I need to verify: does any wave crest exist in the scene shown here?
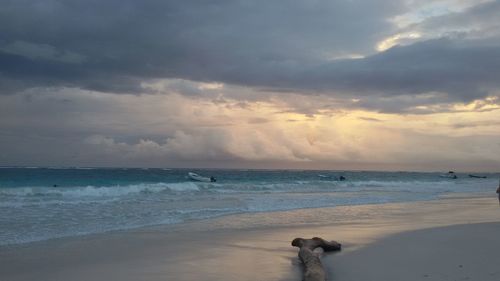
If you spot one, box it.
[0,182,202,198]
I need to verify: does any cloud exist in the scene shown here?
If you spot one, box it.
[0,0,400,95]
[1,88,499,170]
[300,38,500,100]
[406,0,500,39]
[83,131,237,161]
[358,117,384,122]
[1,1,499,111]
[451,120,500,129]
[0,41,86,63]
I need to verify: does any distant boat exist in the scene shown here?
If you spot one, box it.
[440,171,457,179]
[468,174,487,179]
[317,174,346,181]
[187,172,216,182]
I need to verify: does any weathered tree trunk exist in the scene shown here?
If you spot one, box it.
[291,237,341,281]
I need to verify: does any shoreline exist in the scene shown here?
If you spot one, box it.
[2,192,494,248]
[1,196,499,280]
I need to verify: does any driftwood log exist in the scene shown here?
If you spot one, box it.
[292,237,341,281]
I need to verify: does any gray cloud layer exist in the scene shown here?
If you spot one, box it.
[0,0,399,92]
[2,0,499,107]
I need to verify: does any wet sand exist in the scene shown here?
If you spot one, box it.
[1,197,499,281]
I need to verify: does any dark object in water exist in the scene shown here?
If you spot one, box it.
[440,171,457,179]
[210,176,217,182]
[468,174,487,178]
[292,237,341,281]
[339,176,346,181]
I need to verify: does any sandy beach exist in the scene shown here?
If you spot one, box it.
[1,196,499,281]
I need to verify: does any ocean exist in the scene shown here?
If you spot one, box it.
[0,167,497,246]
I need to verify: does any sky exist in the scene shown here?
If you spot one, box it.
[1,0,500,171]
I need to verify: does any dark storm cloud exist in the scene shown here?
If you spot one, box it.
[296,38,500,102]
[0,0,401,94]
[1,0,500,107]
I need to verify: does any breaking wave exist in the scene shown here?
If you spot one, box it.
[0,182,203,198]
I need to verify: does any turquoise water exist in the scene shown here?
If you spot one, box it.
[0,167,497,245]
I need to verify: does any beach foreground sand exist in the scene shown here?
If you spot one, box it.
[1,196,499,281]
